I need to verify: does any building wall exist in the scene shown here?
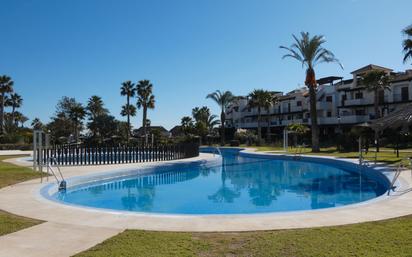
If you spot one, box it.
[225,66,412,131]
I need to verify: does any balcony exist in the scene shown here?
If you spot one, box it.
[343,98,372,106]
[316,101,333,109]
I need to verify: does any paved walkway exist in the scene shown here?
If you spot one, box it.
[0,222,121,257]
[1,151,412,256]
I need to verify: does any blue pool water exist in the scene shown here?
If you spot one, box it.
[52,149,388,214]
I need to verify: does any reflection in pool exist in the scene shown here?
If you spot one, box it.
[54,149,388,214]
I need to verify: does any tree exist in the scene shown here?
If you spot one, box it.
[136,80,155,138]
[360,70,392,152]
[31,118,44,130]
[191,106,220,143]
[5,93,23,129]
[120,81,136,139]
[280,32,342,152]
[68,104,86,142]
[286,123,309,147]
[86,95,109,138]
[247,89,276,145]
[120,104,136,138]
[403,24,412,64]
[360,70,391,119]
[0,75,14,134]
[86,95,108,121]
[52,97,85,143]
[181,116,194,135]
[87,114,118,143]
[206,90,234,146]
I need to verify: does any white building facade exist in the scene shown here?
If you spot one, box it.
[225,64,412,136]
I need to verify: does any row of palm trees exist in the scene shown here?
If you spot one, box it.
[206,23,412,151]
[120,80,155,140]
[0,75,26,134]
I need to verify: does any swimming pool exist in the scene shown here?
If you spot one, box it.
[47,149,389,215]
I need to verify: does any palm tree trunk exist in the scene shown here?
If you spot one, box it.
[142,105,147,139]
[374,90,380,152]
[0,93,4,134]
[12,106,16,128]
[220,109,225,146]
[308,85,320,152]
[257,107,262,145]
[126,96,130,143]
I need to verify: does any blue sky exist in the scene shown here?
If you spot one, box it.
[1,0,411,129]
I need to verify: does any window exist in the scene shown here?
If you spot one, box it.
[326,96,333,102]
[296,101,302,106]
[287,115,292,120]
[327,111,332,117]
[401,87,409,101]
[234,107,239,112]
[355,92,363,99]
[288,103,291,112]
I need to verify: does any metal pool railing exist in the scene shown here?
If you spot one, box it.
[35,142,199,166]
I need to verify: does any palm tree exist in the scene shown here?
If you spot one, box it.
[120,81,136,138]
[206,90,234,146]
[181,116,194,135]
[248,89,276,145]
[68,104,86,142]
[121,104,137,138]
[280,32,342,152]
[5,93,22,128]
[136,80,155,138]
[403,24,412,64]
[360,70,391,119]
[86,95,108,121]
[0,75,14,134]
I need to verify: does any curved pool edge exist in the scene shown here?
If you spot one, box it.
[41,147,394,217]
[1,150,412,232]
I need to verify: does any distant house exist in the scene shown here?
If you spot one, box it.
[133,126,171,137]
[169,125,183,137]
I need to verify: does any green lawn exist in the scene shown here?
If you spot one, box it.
[241,145,412,166]
[77,215,412,257]
[0,155,44,236]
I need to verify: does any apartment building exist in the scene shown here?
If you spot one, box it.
[225,64,412,136]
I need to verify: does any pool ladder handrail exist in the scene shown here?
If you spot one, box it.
[387,158,410,195]
[43,157,67,191]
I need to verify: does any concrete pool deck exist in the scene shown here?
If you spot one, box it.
[1,150,412,256]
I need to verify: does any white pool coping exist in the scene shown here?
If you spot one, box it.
[1,149,412,232]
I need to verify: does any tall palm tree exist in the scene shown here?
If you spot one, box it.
[206,90,234,146]
[248,89,276,144]
[361,70,391,119]
[5,93,23,128]
[403,24,412,64]
[120,81,136,138]
[136,80,155,138]
[0,75,14,134]
[280,32,342,152]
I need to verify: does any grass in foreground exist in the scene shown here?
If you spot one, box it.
[0,210,42,236]
[0,155,43,188]
[0,155,44,235]
[76,215,412,257]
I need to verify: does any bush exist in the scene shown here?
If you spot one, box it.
[230,140,240,147]
[0,144,32,150]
